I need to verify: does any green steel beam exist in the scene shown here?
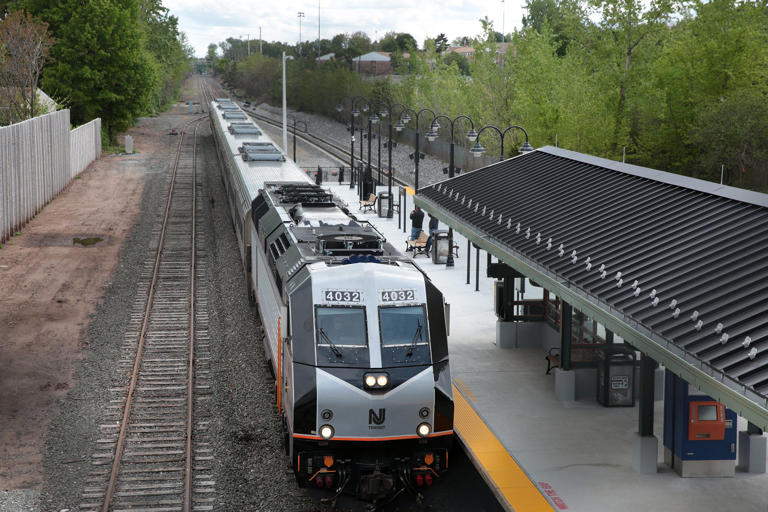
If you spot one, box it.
[416,194,768,431]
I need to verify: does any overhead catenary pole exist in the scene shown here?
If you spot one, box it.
[247,34,250,56]
[259,27,263,54]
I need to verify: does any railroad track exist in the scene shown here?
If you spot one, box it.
[80,88,213,512]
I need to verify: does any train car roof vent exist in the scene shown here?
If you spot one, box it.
[215,97,232,103]
[229,122,263,136]
[218,102,240,111]
[239,141,284,161]
[223,111,248,120]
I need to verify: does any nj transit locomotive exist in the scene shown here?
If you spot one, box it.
[209,98,453,499]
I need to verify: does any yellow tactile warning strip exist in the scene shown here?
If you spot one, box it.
[452,383,555,512]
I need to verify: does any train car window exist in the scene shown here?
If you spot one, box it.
[315,307,367,348]
[379,306,429,347]
[279,233,291,249]
[269,243,280,260]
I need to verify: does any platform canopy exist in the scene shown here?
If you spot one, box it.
[416,146,768,430]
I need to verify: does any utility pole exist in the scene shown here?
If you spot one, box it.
[247,34,250,56]
[259,27,263,54]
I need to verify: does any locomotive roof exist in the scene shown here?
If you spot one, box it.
[258,182,411,265]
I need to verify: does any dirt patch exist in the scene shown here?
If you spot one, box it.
[0,103,182,491]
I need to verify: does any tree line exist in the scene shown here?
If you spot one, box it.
[211,0,768,192]
[0,0,193,141]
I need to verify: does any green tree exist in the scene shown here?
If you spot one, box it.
[522,0,588,56]
[589,0,677,154]
[434,33,448,53]
[39,0,156,140]
[395,33,417,52]
[443,52,470,75]
[138,0,189,111]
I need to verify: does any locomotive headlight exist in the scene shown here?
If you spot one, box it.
[364,373,390,389]
[320,424,335,440]
[417,422,432,438]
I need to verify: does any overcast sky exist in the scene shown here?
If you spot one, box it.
[165,0,528,57]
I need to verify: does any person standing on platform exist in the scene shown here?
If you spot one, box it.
[409,205,424,241]
[424,213,439,253]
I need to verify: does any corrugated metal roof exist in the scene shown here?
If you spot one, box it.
[418,146,768,410]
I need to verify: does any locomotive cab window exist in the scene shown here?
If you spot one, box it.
[379,305,431,365]
[315,307,368,348]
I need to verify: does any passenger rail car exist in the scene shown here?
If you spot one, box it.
[210,98,454,500]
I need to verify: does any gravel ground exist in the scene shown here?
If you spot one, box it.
[0,491,40,512]
[253,103,450,190]
[37,114,181,511]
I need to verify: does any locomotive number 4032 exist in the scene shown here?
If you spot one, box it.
[380,290,415,302]
[324,290,361,302]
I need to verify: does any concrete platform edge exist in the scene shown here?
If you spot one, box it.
[452,382,556,512]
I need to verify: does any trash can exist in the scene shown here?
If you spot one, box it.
[597,345,636,407]
[431,230,450,264]
[378,192,391,218]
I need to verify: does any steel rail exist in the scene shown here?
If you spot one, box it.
[100,114,206,512]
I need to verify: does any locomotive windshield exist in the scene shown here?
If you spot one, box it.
[315,307,367,348]
[379,305,431,366]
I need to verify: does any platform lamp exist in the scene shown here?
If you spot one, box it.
[335,96,369,192]
[470,124,534,162]
[426,114,478,267]
[399,107,437,192]
[364,108,380,201]
[377,101,409,218]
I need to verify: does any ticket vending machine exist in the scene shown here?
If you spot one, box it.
[663,370,736,477]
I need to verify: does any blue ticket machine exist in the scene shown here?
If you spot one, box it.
[663,370,736,477]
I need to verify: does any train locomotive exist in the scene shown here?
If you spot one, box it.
[209,97,454,500]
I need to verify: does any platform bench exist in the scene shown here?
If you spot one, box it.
[359,193,377,213]
[545,347,561,375]
[406,231,430,257]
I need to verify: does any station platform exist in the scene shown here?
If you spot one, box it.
[323,181,768,512]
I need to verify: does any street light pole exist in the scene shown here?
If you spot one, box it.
[501,0,505,70]
[318,0,321,59]
[427,114,477,267]
[336,96,369,191]
[400,107,436,192]
[365,110,380,199]
[385,104,407,217]
[297,12,305,56]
